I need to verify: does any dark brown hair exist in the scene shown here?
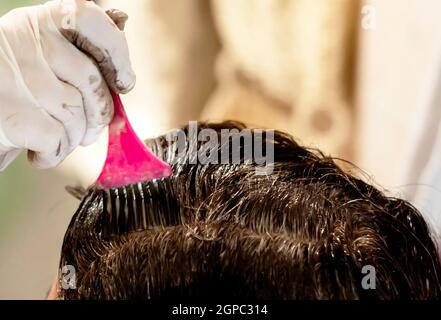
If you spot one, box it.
[59,121,441,299]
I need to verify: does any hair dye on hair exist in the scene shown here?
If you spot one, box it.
[59,121,441,300]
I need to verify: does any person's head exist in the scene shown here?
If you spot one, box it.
[56,121,441,299]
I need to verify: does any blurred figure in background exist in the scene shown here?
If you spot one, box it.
[357,0,441,234]
[64,0,360,185]
[99,0,358,159]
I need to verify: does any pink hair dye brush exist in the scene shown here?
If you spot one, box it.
[96,92,173,189]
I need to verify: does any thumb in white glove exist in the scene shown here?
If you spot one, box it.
[0,0,136,170]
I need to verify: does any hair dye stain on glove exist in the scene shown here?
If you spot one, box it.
[96,92,172,189]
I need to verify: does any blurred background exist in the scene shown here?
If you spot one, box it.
[2,0,441,299]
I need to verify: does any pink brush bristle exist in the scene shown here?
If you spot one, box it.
[96,92,173,189]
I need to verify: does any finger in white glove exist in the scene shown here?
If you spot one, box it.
[0,0,136,170]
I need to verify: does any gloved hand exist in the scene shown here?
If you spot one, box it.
[0,0,136,170]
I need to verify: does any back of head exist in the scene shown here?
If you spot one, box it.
[59,121,441,299]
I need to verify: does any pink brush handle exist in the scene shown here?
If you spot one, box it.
[89,0,171,188]
[96,92,173,189]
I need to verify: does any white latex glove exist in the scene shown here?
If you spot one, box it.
[0,0,135,170]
